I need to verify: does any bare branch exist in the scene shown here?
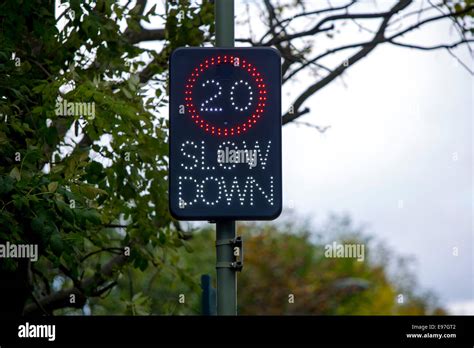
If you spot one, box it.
[282,0,412,125]
[283,107,310,125]
[386,4,474,42]
[235,38,256,44]
[283,40,365,83]
[292,121,332,133]
[284,3,474,83]
[259,0,357,44]
[389,38,474,51]
[266,6,406,46]
[446,48,474,74]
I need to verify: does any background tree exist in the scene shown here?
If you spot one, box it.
[86,214,445,315]
[0,0,471,316]
[0,0,213,316]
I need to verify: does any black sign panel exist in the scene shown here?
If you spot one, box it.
[169,47,282,220]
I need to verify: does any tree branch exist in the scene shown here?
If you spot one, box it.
[283,107,310,125]
[127,28,166,44]
[283,4,474,84]
[282,0,412,125]
[281,2,474,124]
[386,4,474,42]
[123,0,165,45]
[258,0,357,44]
[24,254,128,315]
[292,121,332,133]
[266,6,405,46]
[388,38,474,51]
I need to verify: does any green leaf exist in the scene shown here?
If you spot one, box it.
[45,126,58,146]
[50,232,64,256]
[31,214,57,247]
[9,167,21,181]
[51,164,65,174]
[82,209,102,225]
[13,194,28,210]
[84,185,108,199]
[122,87,132,99]
[173,238,183,247]
[0,175,14,194]
[56,200,75,223]
[48,181,58,193]
[183,241,193,253]
[159,231,167,245]
[71,183,108,200]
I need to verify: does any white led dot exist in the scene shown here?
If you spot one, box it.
[200,79,223,112]
[180,141,198,170]
[230,80,254,112]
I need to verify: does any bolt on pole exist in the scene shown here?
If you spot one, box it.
[214,0,237,316]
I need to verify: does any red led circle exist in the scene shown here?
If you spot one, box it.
[184,55,268,137]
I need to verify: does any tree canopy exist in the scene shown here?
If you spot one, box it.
[85,215,445,315]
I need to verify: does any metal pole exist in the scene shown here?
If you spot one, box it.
[214,0,236,316]
[215,0,234,47]
[216,221,236,315]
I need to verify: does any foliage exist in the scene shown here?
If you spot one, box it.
[87,215,445,315]
[0,0,214,315]
[237,216,444,315]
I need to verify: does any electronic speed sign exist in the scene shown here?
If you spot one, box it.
[169,47,282,220]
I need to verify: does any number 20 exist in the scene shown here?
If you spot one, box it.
[199,79,253,112]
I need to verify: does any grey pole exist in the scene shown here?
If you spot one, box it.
[215,0,234,47]
[214,0,236,316]
[216,221,236,315]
